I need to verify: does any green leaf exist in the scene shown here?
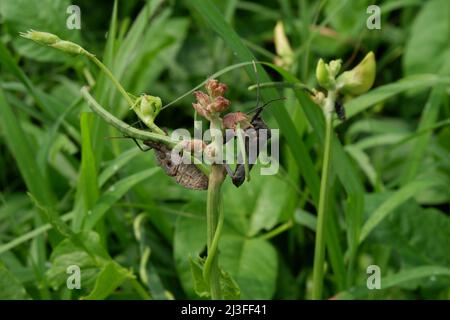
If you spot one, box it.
[72,112,99,231]
[294,208,317,231]
[220,235,277,299]
[189,256,211,298]
[370,199,450,267]
[360,178,444,242]
[98,147,142,187]
[403,0,450,75]
[0,88,56,209]
[190,256,240,300]
[46,231,109,290]
[83,262,132,300]
[174,201,206,298]
[400,84,448,184]
[0,262,30,299]
[336,266,450,299]
[246,174,290,237]
[345,74,450,120]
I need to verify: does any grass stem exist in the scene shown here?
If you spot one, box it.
[312,90,335,300]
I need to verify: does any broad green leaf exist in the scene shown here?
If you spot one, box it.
[220,235,277,299]
[0,262,30,299]
[403,0,450,75]
[173,201,206,298]
[336,266,450,299]
[190,256,240,300]
[247,177,289,237]
[189,256,210,298]
[83,262,132,300]
[370,199,450,267]
[46,231,109,290]
[360,178,444,242]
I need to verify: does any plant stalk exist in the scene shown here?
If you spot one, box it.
[87,54,165,135]
[312,90,335,300]
[206,164,225,300]
[204,116,225,300]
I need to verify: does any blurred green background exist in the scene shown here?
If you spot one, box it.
[0,0,449,300]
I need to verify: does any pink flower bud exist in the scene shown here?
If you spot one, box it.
[194,91,210,106]
[223,112,251,130]
[206,79,228,98]
[212,96,230,113]
[192,103,209,118]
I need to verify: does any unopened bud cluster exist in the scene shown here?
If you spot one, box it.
[192,79,230,120]
[315,52,376,96]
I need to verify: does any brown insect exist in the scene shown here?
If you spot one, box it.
[142,140,209,190]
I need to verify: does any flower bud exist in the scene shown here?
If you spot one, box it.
[133,95,162,127]
[192,79,230,120]
[315,58,342,89]
[336,52,376,95]
[223,112,251,130]
[212,96,230,113]
[51,40,86,55]
[192,102,209,119]
[194,91,210,107]
[315,59,332,89]
[274,21,294,68]
[205,79,227,98]
[19,30,60,45]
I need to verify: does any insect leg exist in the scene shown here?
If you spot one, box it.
[223,162,235,178]
[132,138,152,152]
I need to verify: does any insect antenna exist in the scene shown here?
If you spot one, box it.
[252,60,261,109]
[249,61,286,120]
[246,97,287,120]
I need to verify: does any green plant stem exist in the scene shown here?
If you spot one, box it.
[87,54,134,107]
[81,87,211,176]
[312,90,335,300]
[81,87,172,144]
[130,277,152,300]
[87,54,165,135]
[204,117,225,300]
[205,164,225,300]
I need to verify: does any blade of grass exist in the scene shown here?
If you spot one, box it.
[0,88,56,208]
[400,85,447,184]
[72,113,100,232]
[0,213,74,255]
[344,74,450,121]
[84,168,159,230]
[98,147,142,187]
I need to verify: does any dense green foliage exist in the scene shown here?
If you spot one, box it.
[0,0,449,299]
